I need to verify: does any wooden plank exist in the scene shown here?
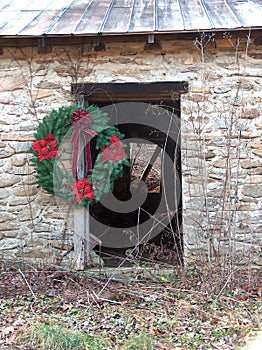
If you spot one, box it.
[73,207,85,270]
[202,0,241,28]
[83,94,177,102]
[157,0,184,31]
[73,133,90,270]
[74,207,89,270]
[72,82,188,100]
[129,0,155,32]
[74,0,112,34]
[178,0,212,30]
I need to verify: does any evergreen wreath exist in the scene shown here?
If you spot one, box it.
[29,105,129,206]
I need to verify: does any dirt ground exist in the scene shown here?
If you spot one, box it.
[0,261,261,349]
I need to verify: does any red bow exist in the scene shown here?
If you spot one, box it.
[71,111,97,179]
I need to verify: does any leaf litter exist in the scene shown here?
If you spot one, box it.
[0,262,261,349]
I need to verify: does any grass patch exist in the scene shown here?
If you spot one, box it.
[25,322,106,350]
[121,333,154,349]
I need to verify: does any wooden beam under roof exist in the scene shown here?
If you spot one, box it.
[71,82,189,102]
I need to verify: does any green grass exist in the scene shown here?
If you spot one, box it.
[27,323,107,350]
[24,323,156,350]
[120,333,154,349]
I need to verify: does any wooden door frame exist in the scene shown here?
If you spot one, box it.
[71,82,188,270]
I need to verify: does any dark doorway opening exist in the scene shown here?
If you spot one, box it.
[72,82,188,266]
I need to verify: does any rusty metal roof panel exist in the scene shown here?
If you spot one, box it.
[73,0,112,35]
[202,0,241,28]
[157,0,184,31]
[128,0,156,32]
[17,0,75,36]
[47,0,92,35]
[178,0,212,30]
[102,0,134,33]
[226,0,262,27]
[0,0,261,37]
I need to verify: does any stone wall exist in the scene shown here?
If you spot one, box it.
[0,35,261,267]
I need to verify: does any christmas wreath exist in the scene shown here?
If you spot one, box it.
[29,105,129,206]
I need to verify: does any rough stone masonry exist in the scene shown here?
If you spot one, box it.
[0,36,261,267]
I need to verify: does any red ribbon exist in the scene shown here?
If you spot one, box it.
[71,116,97,179]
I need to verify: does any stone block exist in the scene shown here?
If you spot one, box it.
[13,186,38,197]
[252,149,262,157]
[15,142,32,153]
[0,212,13,222]
[203,151,216,159]
[237,205,254,211]
[248,167,262,175]
[1,132,34,141]
[15,248,52,259]
[213,160,227,168]
[22,176,37,185]
[1,229,19,237]
[0,77,24,92]
[0,189,9,199]
[214,85,232,94]
[240,196,258,204]
[241,160,261,169]
[51,240,73,251]
[242,185,262,198]
[17,209,39,222]
[0,146,15,158]
[0,239,21,250]
[184,56,195,65]
[249,175,262,184]
[8,196,35,206]
[189,81,211,93]
[0,174,20,187]
[240,108,260,119]
[31,89,54,100]
[11,155,27,167]
[216,39,235,48]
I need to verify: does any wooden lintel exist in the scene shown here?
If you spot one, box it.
[71,82,188,101]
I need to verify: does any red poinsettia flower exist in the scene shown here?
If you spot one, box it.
[70,109,91,125]
[101,141,127,163]
[109,135,119,144]
[71,178,95,204]
[101,135,120,151]
[31,133,58,162]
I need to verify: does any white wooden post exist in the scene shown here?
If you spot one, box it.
[74,207,89,270]
[73,134,90,270]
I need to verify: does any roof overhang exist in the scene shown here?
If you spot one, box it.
[0,28,261,48]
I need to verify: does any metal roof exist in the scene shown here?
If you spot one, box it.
[0,0,261,37]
